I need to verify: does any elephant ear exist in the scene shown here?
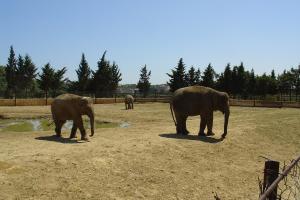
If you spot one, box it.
[79,97,89,106]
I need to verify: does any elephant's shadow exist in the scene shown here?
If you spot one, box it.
[159,133,225,143]
[35,135,80,144]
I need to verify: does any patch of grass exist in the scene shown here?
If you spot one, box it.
[3,121,33,132]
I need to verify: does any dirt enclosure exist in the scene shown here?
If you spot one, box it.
[0,103,299,200]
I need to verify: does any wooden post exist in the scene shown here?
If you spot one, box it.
[262,160,280,200]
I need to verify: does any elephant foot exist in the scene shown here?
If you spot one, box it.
[182,130,190,135]
[206,132,215,136]
[81,137,90,142]
[70,135,77,139]
[221,133,227,138]
[55,134,62,137]
[198,132,206,137]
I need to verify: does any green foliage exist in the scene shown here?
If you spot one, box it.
[91,51,122,97]
[186,66,201,86]
[137,65,151,97]
[5,46,17,98]
[37,63,55,98]
[201,63,216,88]
[0,66,7,96]
[76,53,91,92]
[167,58,188,92]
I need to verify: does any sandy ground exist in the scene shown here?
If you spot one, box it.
[0,103,299,200]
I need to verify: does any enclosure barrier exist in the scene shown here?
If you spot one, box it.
[0,97,300,108]
[259,155,300,200]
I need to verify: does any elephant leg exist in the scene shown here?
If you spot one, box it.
[182,115,189,135]
[175,112,187,135]
[198,115,207,136]
[125,103,127,110]
[131,103,134,109]
[75,117,88,141]
[206,113,215,136]
[70,123,78,139]
[55,120,65,137]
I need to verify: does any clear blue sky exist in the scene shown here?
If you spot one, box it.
[0,0,299,84]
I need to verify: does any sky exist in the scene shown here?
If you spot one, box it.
[0,0,299,84]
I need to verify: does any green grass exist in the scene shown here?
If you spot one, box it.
[2,121,33,132]
[0,118,118,132]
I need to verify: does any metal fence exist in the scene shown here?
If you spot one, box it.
[259,155,300,200]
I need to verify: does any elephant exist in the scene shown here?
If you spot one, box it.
[51,93,94,141]
[125,95,134,110]
[170,86,230,138]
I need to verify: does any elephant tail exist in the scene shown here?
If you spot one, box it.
[169,102,177,126]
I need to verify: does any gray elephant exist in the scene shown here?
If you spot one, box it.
[51,93,94,141]
[125,95,134,110]
[170,86,230,138]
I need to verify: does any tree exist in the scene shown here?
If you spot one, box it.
[15,55,26,94]
[201,63,216,88]
[216,63,232,93]
[37,63,55,100]
[0,66,7,96]
[231,66,239,95]
[267,70,278,95]
[91,51,113,97]
[51,67,67,96]
[111,61,122,94]
[5,46,17,98]
[167,58,188,92]
[187,66,201,86]
[137,65,151,97]
[76,53,91,93]
[247,69,256,96]
[236,62,246,95]
[15,54,38,97]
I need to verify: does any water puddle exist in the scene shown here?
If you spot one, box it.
[0,118,121,132]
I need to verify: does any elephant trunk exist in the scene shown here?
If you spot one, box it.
[87,110,94,137]
[222,109,230,138]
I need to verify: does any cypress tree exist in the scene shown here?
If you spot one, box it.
[5,46,17,98]
[76,53,91,93]
[137,65,151,97]
[51,67,67,97]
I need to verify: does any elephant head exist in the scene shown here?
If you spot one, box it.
[215,92,230,138]
[79,97,95,137]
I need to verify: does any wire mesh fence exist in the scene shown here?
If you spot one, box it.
[259,155,300,200]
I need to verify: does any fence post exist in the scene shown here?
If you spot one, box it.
[262,160,280,200]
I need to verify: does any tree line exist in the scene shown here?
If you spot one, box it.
[0,46,299,100]
[0,46,124,98]
[167,58,300,100]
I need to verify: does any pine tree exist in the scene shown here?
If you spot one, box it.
[76,53,91,92]
[0,66,7,96]
[37,63,55,100]
[167,58,188,92]
[23,55,37,97]
[16,55,26,94]
[267,70,278,95]
[201,63,216,88]
[5,46,17,98]
[51,67,67,96]
[187,66,200,86]
[231,66,239,95]
[236,62,246,95]
[92,51,113,97]
[111,61,122,94]
[137,65,151,97]
[247,69,256,96]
